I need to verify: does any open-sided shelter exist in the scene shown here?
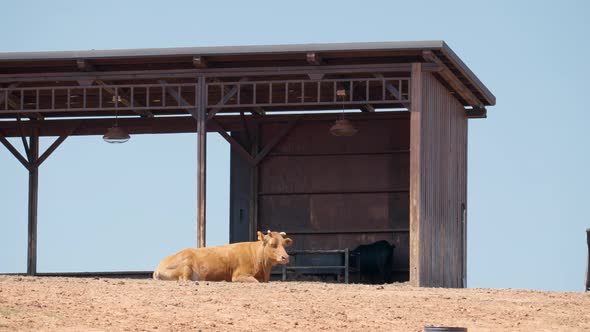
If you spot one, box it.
[0,41,495,287]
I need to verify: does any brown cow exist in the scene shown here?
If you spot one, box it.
[153,231,293,282]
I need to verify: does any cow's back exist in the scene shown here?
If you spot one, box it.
[154,242,258,281]
[193,242,257,281]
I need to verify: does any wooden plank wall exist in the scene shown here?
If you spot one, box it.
[229,132,253,244]
[243,114,411,278]
[410,70,468,288]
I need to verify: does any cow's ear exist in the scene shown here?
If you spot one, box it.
[283,238,293,247]
[257,231,264,241]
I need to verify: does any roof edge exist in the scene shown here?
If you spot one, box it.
[440,42,496,106]
[0,40,446,61]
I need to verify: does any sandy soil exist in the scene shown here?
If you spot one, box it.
[0,275,589,332]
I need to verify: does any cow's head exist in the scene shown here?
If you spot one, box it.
[257,230,293,265]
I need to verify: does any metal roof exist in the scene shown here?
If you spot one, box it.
[0,41,445,60]
[0,41,495,106]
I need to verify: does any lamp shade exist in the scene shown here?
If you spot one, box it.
[329,119,358,137]
[103,126,130,143]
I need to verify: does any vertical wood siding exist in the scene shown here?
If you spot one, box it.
[231,114,411,279]
[411,71,468,287]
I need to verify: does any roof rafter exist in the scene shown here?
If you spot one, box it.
[306,52,323,65]
[422,50,484,109]
[193,56,208,68]
[76,59,95,72]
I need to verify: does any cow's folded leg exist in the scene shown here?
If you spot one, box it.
[232,275,259,283]
[179,265,193,281]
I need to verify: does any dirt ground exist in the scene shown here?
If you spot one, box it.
[0,275,589,331]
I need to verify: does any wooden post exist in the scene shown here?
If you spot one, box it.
[248,119,259,241]
[586,228,590,292]
[344,248,349,284]
[27,128,39,275]
[409,62,423,287]
[197,75,207,248]
[461,204,467,288]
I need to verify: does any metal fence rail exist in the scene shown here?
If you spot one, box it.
[281,248,350,283]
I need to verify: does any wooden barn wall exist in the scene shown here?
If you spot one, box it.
[410,70,468,288]
[229,132,253,244]
[254,115,411,276]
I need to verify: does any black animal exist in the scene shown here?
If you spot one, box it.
[350,240,395,284]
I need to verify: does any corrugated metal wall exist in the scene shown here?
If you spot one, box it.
[411,71,468,287]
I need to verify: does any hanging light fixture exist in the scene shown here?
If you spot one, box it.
[330,88,358,137]
[329,118,358,137]
[103,109,130,143]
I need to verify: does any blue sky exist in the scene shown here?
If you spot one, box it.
[1,0,589,292]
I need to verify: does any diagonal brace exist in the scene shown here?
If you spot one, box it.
[207,78,250,121]
[253,117,299,165]
[212,119,256,165]
[212,117,298,166]
[0,123,78,170]
[16,116,31,160]
[0,131,31,171]
[158,80,199,119]
[373,73,410,108]
[35,124,78,167]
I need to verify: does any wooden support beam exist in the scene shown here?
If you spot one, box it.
[373,73,410,109]
[360,104,375,112]
[207,78,250,121]
[77,79,94,87]
[240,111,252,147]
[0,83,28,115]
[2,123,74,276]
[2,93,42,119]
[0,83,18,106]
[357,93,375,113]
[196,75,207,248]
[211,118,255,165]
[193,56,208,69]
[249,121,259,241]
[280,228,409,235]
[0,112,408,138]
[213,117,297,167]
[466,107,487,119]
[2,93,20,110]
[306,52,323,65]
[35,134,68,167]
[16,116,31,160]
[253,117,298,165]
[76,59,95,72]
[586,229,590,292]
[158,80,199,119]
[94,80,154,118]
[307,73,324,80]
[422,50,484,108]
[409,62,423,287]
[0,63,427,83]
[0,131,31,171]
[250,107,266,116]
[27,127,39,276]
